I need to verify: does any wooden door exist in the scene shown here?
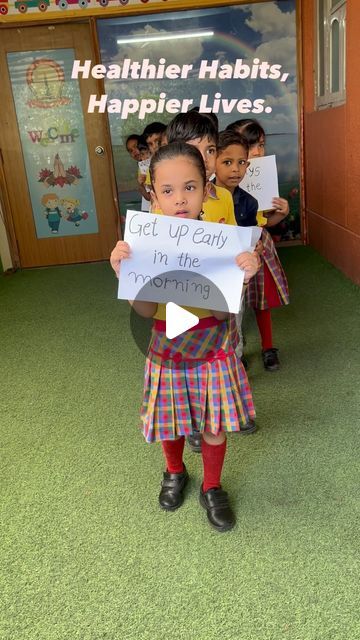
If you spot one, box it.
[0,23,119,268]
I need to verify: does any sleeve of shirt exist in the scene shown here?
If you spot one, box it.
[256,210,268,226]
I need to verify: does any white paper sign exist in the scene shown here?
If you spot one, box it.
[240,155,279,211]
[118,211,261,314]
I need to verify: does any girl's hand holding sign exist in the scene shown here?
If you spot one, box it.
[110,240,130,278]
[235,251,259,284]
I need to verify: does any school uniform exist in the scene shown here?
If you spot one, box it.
[141,306,255,443]
[246,226,289,310]
[202,184,237,225]
[232,185,258,227]
[218,184,258,359]
[140,205,254,443]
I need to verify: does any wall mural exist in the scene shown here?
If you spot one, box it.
[7,49,98,239]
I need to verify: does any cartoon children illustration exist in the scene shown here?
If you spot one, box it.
[61,198,89,227]
[41,193,62,234]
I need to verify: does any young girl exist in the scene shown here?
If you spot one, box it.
[226,119,290,371]
[111,142,258,532]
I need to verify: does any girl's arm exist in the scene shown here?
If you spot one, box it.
[129,299,158,318]
[138,174,151,201]
[264,197,289,227]
[138,184,151,201]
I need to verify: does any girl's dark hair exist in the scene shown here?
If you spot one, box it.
[217,130,249,154]
[190,107,219,133]
[125,134,140,146]
[143,122,167,138]
[226,119,266,146]
[167,111,218,145]
[149,142,206,187]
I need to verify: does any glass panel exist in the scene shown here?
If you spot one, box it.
[7,49,98,239]
[318,0,325,96]
[331,19,340,93]
[97,1,301,242]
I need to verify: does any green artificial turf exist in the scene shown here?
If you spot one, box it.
[0,246,359,640]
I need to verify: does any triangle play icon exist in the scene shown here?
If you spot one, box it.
[166,302,199,339]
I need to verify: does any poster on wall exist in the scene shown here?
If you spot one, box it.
[7,49,98,239]
[96,0,300,242]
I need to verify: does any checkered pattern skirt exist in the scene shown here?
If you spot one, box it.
[246,228,290,310]
[141,317,256,443]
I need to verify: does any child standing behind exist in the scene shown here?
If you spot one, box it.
[215,130,258,228]
[214,130,260,377]
[226,119,290,371]
[167,111,237,227]
[137,136,152,212]
[111,142,259,532]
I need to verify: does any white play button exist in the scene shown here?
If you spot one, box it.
[166,302,199,339]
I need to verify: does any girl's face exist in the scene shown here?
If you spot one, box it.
[186,136,217,180]
[248,136,266,159]
[126,139,141,161]
[215,144,249,192]
[151,156,207,219]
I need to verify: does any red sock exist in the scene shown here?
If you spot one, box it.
[255,309,273,351]
[161,437,185,474]
[202,438,227,492]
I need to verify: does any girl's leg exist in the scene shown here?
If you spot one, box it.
[255,308,280,371]
[256,261,281,370]
[201,432,227,492]
[161,437,185,473]
[159,437,188,512]
[255,308,273,351]
[200,432,235,532]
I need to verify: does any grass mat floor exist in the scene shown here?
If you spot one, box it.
[0,246,359,640]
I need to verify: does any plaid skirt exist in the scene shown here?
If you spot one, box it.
[246,227,290,310]
[140,317,256,443]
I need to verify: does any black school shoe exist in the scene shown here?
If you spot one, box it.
[159,466,189,511]
[186,431,202,453]
[200,486,236,532]
[239,419,257,435]
[262,348,280,371]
